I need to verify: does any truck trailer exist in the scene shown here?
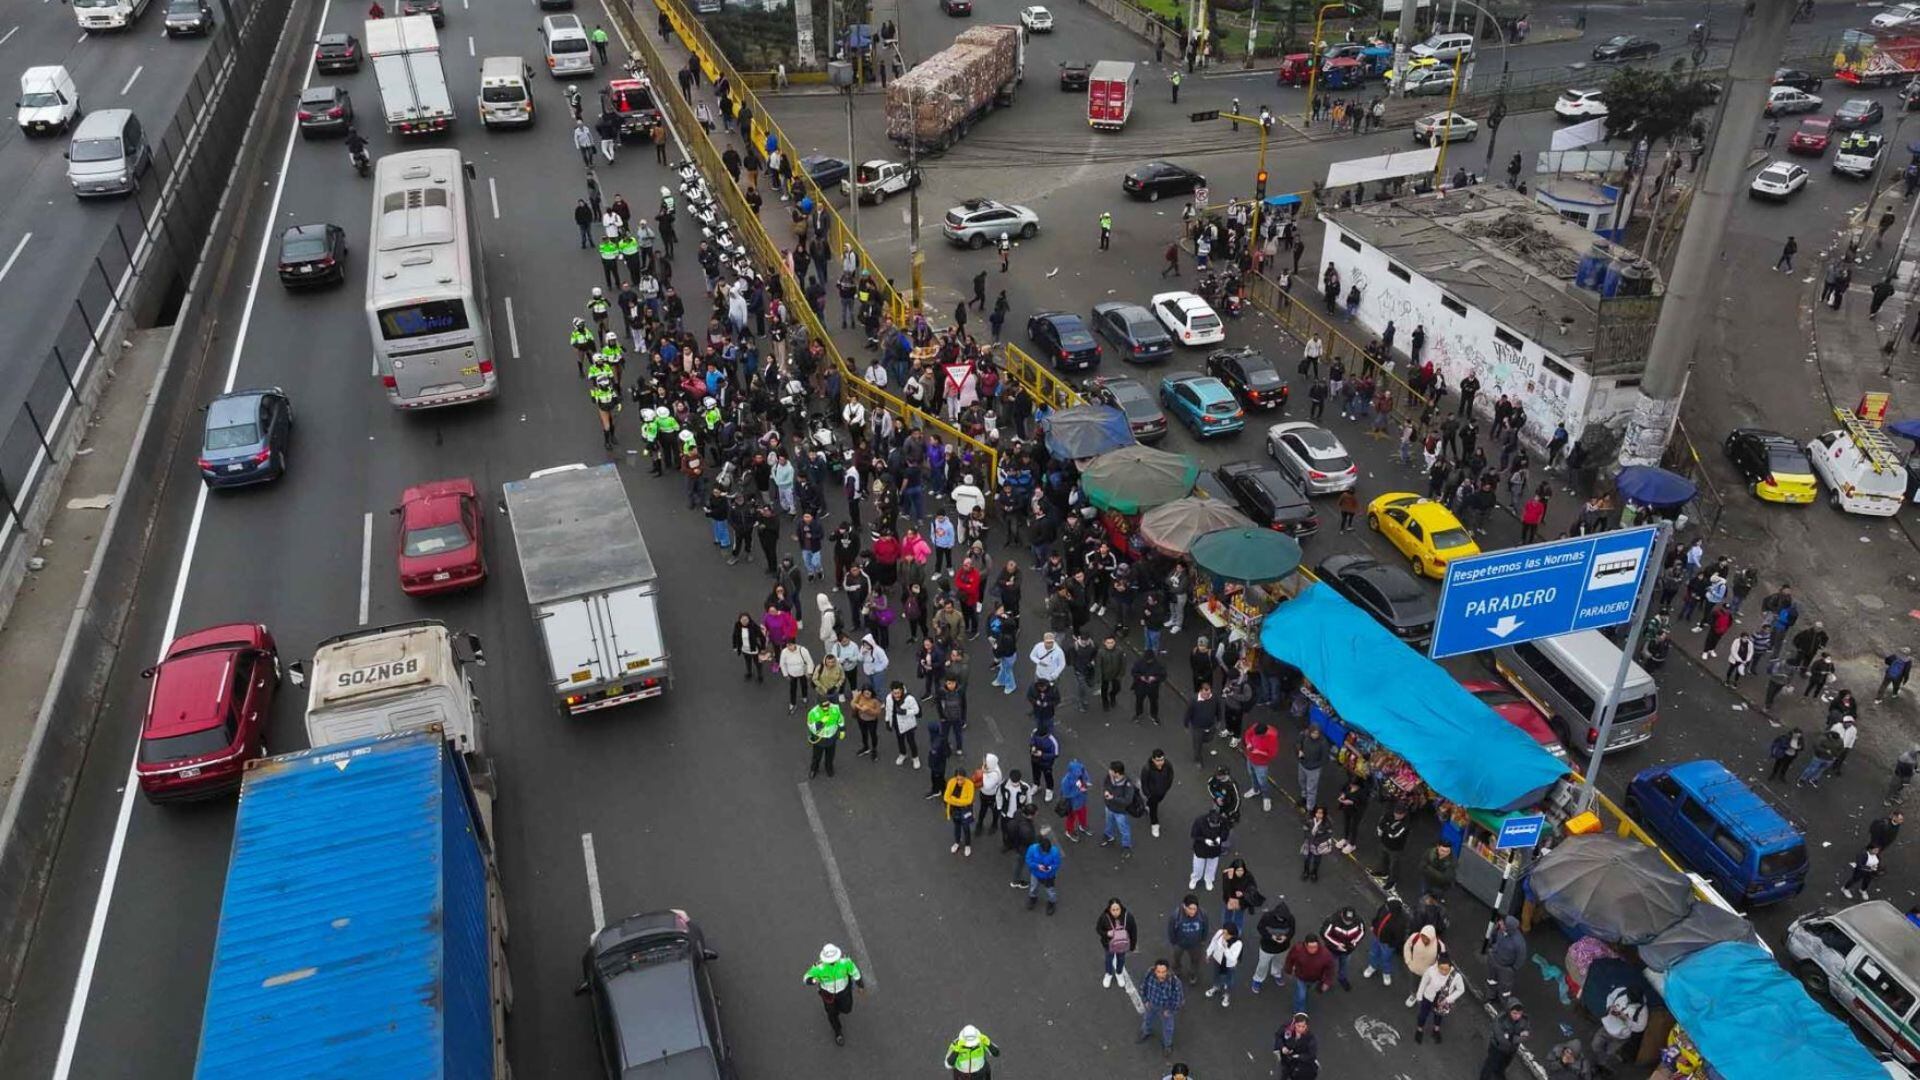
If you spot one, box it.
[366,14,455,134]
[503,463,671,713]
[885,24,1024,150]
[1087,60,1135,129]
[194,728,510,1078]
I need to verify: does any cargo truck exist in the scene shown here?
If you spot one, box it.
[193,728,510,1079]
[1087,60,1135,130]
[366,14,455,134]
[286,619,494,801]
[503,463,671,714]
[885,24,1024,150]
[1836,29,1920,87]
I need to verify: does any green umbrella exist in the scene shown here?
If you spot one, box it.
[1138,497,1254,556]
[1079,445,1200,514]
[1188,527,1303,584]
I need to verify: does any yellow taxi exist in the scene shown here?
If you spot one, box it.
[1367,492,1482,579]
[1382,56,1441,85]
[1723,428,1818,505]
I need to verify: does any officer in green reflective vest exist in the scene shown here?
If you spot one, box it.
[598,232,623,291]
[587,286,612,333]
[589,23,610,65]
[944,1025,1000,1077]
[639,407,662,473]
[586,360,619,448]
[618,229,642,283]
[568,317,594,377]
[701,396,722,432]
[598,332,625,379]
[802,942,865,1046]
[1098,210,1112,251]
[655,408,682,470]
[806,699,845,778]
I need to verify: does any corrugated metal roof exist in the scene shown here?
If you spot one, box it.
[195,730,471,1078]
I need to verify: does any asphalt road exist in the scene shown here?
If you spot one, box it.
[0,0,251,417]
[1,1,1915,1079]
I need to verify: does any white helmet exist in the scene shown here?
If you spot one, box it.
[703,396,716,408]
[818,943,842,964]
[591,286,604,298]
[999,232,1009,240]
[572,316,586,329]
[640,407,657,421]
[661,185,671,198]
[958,1025,982,1046]
[680,429,697,445]
[605,332,619,344]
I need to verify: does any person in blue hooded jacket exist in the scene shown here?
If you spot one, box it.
[1060,758,1093,841]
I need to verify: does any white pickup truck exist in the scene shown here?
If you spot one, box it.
[842,159,921,204]
[1833,131,1885,178]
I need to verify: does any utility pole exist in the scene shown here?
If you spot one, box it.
[1617,0,1793,466]
[907,85,924,316]
[1392,0,1419,98]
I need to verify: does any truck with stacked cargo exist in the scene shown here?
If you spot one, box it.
[503,463,672,714]
[193,728,510,1079]
[885,24,1024,150]
[366,14,455,134]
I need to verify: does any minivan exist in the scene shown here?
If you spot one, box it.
[1412,32,1474,61]
[541,13,595,78]
[1491,629,1659,754]
[479,56,535,127]
[1787,900,1920,1066]
[1626,760,1808,905]
[66,108,150,198]
[17,65,79,135]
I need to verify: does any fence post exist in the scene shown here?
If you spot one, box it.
[22,403,53,456]
[49,347,77,397]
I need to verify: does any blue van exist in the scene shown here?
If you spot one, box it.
[1625,760,1808,906]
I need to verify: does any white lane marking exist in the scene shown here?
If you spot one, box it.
[120,65,143,95]
[0,26,20,45]
[488,175,499,219]
[797,782,877,989]
[467,34,474,56]
[581,833,605,930]
[504,296,521,359]
[1118,967,1146,1015]
[0,233,32,285]
[76,31,88,44]
[358,512,373,624]
[51,1,337,1075]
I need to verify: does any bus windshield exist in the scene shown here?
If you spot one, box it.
[377,300,469,341]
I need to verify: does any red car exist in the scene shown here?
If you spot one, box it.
[395,478,487,596]
[137,624,278,802]
[1787,116,1832,155]
[1458,678,1569,763]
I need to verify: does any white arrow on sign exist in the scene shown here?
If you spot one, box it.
[1488,614,1524,638]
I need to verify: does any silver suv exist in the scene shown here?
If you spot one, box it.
[941,198,1039,249]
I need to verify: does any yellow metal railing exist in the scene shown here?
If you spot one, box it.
[619,0,999,479]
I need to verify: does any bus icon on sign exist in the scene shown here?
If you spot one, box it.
[1587,548,1644,591]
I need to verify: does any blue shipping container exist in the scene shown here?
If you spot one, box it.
[195,729,499,1079]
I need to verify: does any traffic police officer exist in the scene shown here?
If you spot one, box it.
[1098,210,1112,251]
[597,230,623,290]
[802,943,865,1046]
[806,698,845,778]
[587,286,613,335]
[568,317,594,377]
[944,1025,1001,1077]
[586,357,620,448]
[701,396,723,434]
[619,229,643,283]
[655,406,682,470]
[599,332,625,380]
[996,232,1010,272]
[639,408,663,474]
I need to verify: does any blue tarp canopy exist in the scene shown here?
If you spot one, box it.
[1614,465,1696,507]
[1887,417,1920,441]
[1259,583,1568,811]
[1264,193,1303,209]
[1663,942,1887,1080]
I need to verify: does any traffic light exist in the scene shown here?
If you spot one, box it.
[1256,170,1268,198]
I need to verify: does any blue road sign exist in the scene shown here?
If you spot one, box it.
[1428,526,1659,660]
[1494,813,1547,851]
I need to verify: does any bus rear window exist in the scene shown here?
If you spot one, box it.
[1616,692,1657,722]
[378,300,469,341]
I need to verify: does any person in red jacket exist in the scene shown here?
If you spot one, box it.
[1282,934,1336,1016]
[1243,721,1279,811]
[953,558,984,639]
[1519,493,1547,543]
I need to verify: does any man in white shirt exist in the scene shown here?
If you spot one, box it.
[1029,633,1066,683]
[952,474,986,518]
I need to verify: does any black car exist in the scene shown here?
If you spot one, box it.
[1592,35,1659,61]
[940,0,972,13]
[278,223,348,287]
[1205,346,1288,411]
[296,86,353,138]
[400,0,444,24]
[1059,61,1091,90]
[1090,301,1174,363]
[1834,98,1886,129]
[1217,461,1318,538]
[315,32,361,74]
[801,155,850,190]
[579,910,733,1080]
[1123,161,1206,202]
[199,388,292,488]
[1773,67,1823,93]
[1028,311,1102,371]
[163,0,214,36]
[1316,553,1437,644]
[1085,374,1167,442]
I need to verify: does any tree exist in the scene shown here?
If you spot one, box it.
[1599,64,1720,145]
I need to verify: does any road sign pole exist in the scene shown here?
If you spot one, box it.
[1577,523,1671,812]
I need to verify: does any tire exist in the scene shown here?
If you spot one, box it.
[1411,554,1427,578]
[1020,222,1037,239]
[873,186,887,205]
[1366,512,1380,532]
[1148,189,1161,202]
[1795,959,1830,997]
[1828,488,1842,510]
[968,233,985,250]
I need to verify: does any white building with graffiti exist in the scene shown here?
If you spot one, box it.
[1316,186,1662,446]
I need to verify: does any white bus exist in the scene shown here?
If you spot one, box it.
[365,149,498,408]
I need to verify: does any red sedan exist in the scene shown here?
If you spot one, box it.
[1787,116,1832,156]
[1458,678,1569,763]
[137,624,278,802]
[395,478,487,596]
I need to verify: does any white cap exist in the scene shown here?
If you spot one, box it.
[958,1025,982,1046]
[819,943,842,964]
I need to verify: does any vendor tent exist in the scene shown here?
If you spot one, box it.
[1663,942,1886,1080]
[1614,465,1697,508]
[1527,834,1693,945]
[1079,446,1201,514]
[1637,903,1761,973]
[1138,497,1253,555]
[1041,405,1136,460]
[1190,527,1302,584]
[1258,582,1567,811]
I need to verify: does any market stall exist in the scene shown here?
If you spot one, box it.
[1187,527,1303,643]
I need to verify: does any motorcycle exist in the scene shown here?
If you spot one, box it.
[348,143,371,178]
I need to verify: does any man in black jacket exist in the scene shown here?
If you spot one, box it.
[1249,900,1296,993]
[1479,1001,1531,1080]
[1003,803,1038,887]
[935,675,968,753]
[1184,684,1219,765]
[1373,803,1411,886]
[1274,1013,1319,1079]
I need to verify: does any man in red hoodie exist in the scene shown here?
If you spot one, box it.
[1243,721,1279,812]
[953,558,984,639]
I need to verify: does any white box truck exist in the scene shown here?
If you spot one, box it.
[503,464,671,714]
[365,14,455,134]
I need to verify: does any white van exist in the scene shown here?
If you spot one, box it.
[1808,411,1908,517]
[1412,32,1474,61]
[479,56,536,126]
[1492,629,1659,756]
[66,108,151,198]
[540,13,595,78]
[17,66,80,135]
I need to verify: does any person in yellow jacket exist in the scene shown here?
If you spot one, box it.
[943,768,978,856]
[944,1024,1001,1077]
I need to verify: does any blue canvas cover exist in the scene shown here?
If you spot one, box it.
[1663,942,1886,1080]
[1259,582,1567,810]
